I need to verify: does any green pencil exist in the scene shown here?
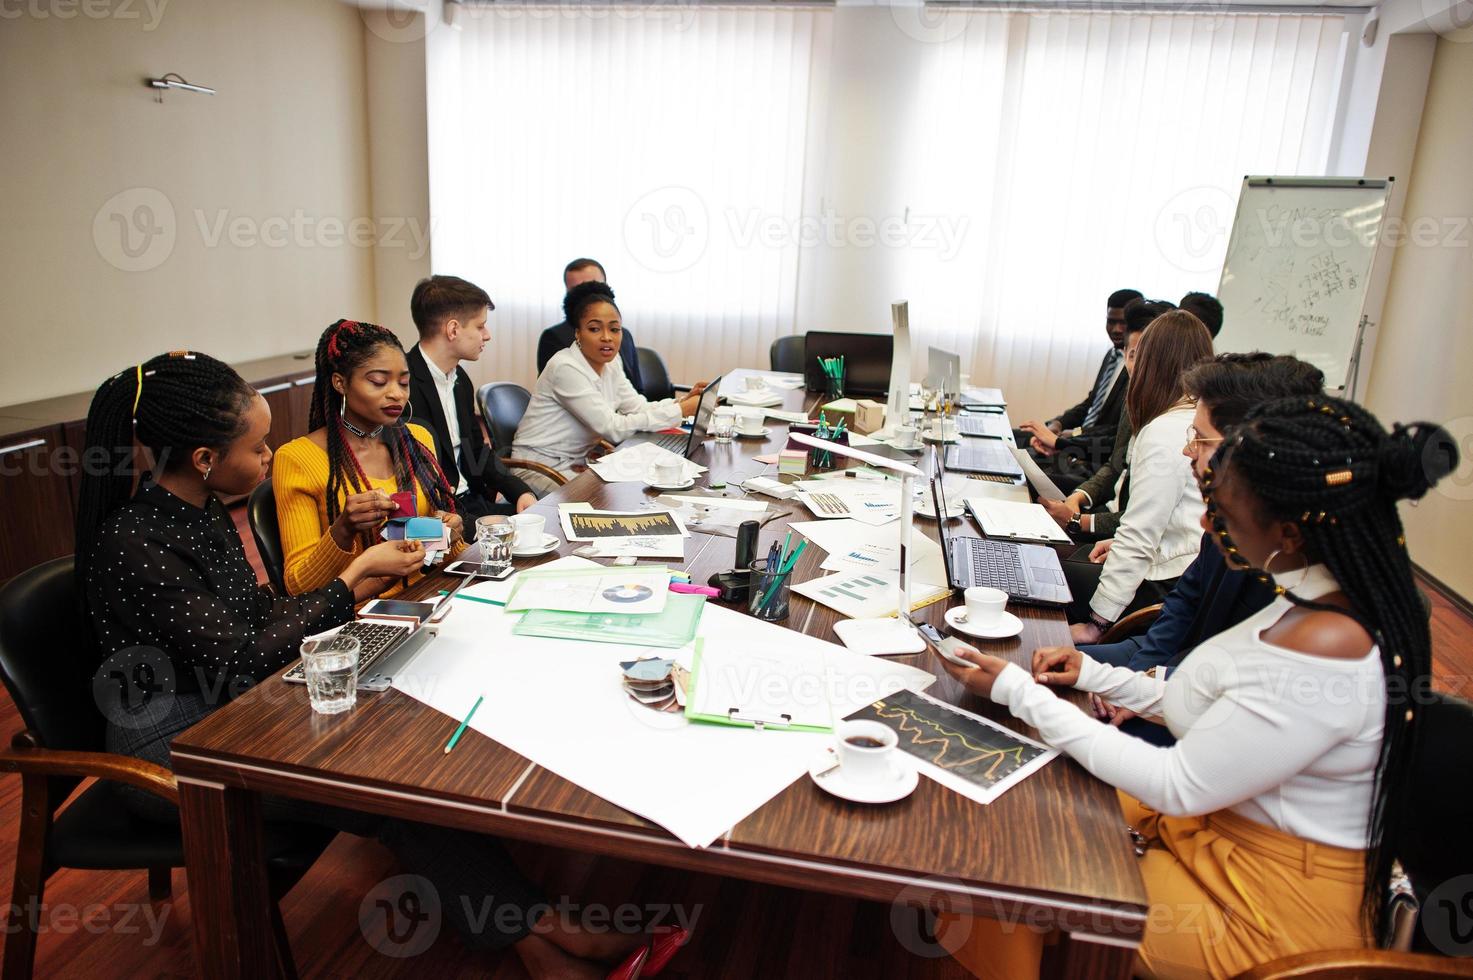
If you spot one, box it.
[443,695,484,754]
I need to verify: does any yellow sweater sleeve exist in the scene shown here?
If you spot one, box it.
[273,438,359,596]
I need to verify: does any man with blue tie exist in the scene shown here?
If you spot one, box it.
[1017,287,1143,492]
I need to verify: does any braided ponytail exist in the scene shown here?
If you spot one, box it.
[307,320,457,533]
[1201,395,1458,936]
[75,352,256,581]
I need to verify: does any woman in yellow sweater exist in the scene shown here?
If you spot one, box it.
[275,319,468,596]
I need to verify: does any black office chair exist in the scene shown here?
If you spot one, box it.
[476,382,568,488]
[247,477,288,595]
[0,557,333,979]
[770,334,806,374]
[636,347,691,403]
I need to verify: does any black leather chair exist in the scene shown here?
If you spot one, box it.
[636,347,690,403]
[0,557,332,978]
[476,382,567,488]
[247,477,287,595]
[770,334,806,374]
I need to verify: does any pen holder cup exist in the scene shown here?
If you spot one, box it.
[824,373,845,400]
[748,557,793,622]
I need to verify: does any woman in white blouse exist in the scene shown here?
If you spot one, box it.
[934,395,1453,979]
[511,281,708,495]
[1067,310,1215,640]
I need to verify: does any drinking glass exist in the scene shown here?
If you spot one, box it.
[476,516,515,573]
[301,635,360,715]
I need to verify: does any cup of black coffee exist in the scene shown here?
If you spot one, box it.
[835,720,899,783]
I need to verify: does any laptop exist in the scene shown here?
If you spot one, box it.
[802,332,893,396]
[959,386,1006,411]
[930,470,1071,606]
[624,374,723,457]
[957,413,1011,440]
[944,439,1025,480]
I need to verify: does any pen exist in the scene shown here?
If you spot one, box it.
[443,695,484,754]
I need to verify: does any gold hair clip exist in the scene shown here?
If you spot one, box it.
[1325,469,1352,486]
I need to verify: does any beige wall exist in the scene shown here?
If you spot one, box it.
[1366,33,1473,599]
[0,0,376,404]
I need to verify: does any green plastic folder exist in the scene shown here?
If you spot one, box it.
[683,639,834,733]
[511,591,705,648]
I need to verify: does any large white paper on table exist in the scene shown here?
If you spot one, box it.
[963,498,1071,543]
[763,408,809,424]
[718,373,804,396]
[724,389,785,408]
[391,601,935,848]
[589,443,706,484]
[792,480,901,526]
[576,536,687,559]
[792,570,950,620]
[791,518,946,584]
[506,566,671,615]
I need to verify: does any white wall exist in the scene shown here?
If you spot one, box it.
[0,0,377,403]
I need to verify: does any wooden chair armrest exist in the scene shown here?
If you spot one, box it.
[502,457,568,487]
[1099,603,1163,644]
[0,734,179,805]
[1235,948,1473,978]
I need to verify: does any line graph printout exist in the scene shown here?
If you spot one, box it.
[847,688,1057,805]
[560,509,688,541]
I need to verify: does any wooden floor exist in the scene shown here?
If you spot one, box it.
[1,512,1468,977]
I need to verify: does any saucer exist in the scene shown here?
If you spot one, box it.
[646,473,696,491]
[922,432,961,444]
[913,496,965,520]
[944,605,1024,639]
[512,533,560,558]
[735,427,772,439]
[809,747,919,804]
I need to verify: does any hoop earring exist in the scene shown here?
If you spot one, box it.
[1263,548,1310,593]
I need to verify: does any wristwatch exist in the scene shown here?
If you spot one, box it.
[1089,610,1113,632]
[1066,514,1083,536]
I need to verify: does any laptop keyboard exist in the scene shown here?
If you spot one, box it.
[281,620,409,682]
[964,539,1029,595]
[648,432,687,453]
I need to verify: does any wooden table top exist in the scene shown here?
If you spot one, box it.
[171,367,1148,937]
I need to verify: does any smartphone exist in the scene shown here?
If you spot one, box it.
[917,623,976,669]
[359,598,438,623]
[444,561,515,580]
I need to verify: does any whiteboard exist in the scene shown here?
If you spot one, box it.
[1216,178,1392,392]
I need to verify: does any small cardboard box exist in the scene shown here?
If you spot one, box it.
[852,399,885,434]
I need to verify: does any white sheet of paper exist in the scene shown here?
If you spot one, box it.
[724,390,785,408]
[1010,446,1066,502]
[590,443,707,483]
[794,481,901,525]
[792,570,951,619]
[390,601,935,848]
[963,498,1072,543]
[764,409,809,424]
[505,567,671,614]
[577,536,687,559]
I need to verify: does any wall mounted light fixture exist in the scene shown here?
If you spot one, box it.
[144,73,217,101]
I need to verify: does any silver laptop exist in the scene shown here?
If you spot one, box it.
[623,374,723,457]
[944,439,1025,480]
[957,413,1011,440]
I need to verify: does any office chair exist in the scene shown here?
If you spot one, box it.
[769,334,806,374]
[0,557,332,979]
[636,347,690,403]
[476,382,568,488]
[247,477,288,595]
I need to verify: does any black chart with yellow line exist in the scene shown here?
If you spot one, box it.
[567,512,682,539]
[847,689,1050,791]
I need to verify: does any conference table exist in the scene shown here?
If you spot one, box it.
[171,368,1149,978]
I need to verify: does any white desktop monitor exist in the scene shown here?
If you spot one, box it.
[927,346,961,395]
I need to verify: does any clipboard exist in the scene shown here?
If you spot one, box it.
[683,639,834,733]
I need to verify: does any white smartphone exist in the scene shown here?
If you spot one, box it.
[444,561,515,580]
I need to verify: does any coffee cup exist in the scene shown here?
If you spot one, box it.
[927,416,948,441]
[835,720,900,783]
[894,424,919,449]
[737,409,765,434]
[508,513,546,550]
[963,586,1008,628]
[653,459,684,485]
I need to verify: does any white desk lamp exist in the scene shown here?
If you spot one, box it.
[787,432,928,655]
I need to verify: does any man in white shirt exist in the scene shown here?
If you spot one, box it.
[406,275,536,520]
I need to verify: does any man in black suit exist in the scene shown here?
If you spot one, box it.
[406,275,536,521]
[535,258,645,393]
[1016,288,1145,491]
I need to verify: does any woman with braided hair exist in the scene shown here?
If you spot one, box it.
[929,395,1456,978]
[274,319,468,596]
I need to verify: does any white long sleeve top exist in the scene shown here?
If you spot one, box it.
[992,564,1386,849]
[511,346,683,476]
[1091,403,1207,621]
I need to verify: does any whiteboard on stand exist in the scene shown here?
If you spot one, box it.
[1215,177,1393,397]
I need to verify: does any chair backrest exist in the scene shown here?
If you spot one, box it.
[0,557,105,756]
[478,382,532,455]
[1403,692,1473,908]
[770,334,806,374]
[637,347,673,402]
[247,477,288,595]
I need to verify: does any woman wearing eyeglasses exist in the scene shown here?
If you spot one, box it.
[1062,310,1215,642]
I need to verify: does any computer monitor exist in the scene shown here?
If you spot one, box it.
[926,346,961,396]
[803,332,894,397]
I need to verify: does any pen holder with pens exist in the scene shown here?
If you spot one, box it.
[817,354,845,400]
[748,557,792,622]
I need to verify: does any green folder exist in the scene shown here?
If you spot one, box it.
[683,639,834,733]
[511,591,705,648]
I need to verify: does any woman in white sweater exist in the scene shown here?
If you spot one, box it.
[935,396,1453,979]
[511,281,707,495]
[1067,310,1215,639]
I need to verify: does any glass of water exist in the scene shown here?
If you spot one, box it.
[711,410,737,444]
[476,516,515,574]
[301,635,360,715]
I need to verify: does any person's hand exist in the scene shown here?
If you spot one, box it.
[1089,695,1139,727]
[1029,425,1060,451]
[331,489,396,549]
[933,643,1013,699]
[1030,435,1057,457]
[677,390,705,417]
[1046,420,1063,435]
[1040,496,1076,529]
[1070,621,1104,645]
[342,540,427,598]
[1089,539,1113,563]
[687,380,709,399]
[1031,646,1083,687]
[433,509,464,543]
[515,492,537,513]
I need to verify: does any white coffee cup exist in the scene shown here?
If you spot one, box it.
[744,376,767,391]
[963,586,1008,628]
[737,409,765,434]
[835,720,900,784]
[653,459,684,485]
[894,424,919,449]
[927,416,948,440]
[508,513,545,549]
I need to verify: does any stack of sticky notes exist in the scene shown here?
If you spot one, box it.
[778,448,807,476]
